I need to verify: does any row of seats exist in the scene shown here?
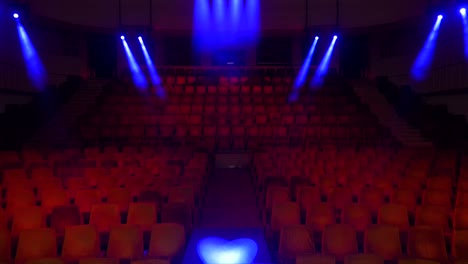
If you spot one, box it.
[253,147,465,263]
[0,224,184,264]
[0,147,208,263]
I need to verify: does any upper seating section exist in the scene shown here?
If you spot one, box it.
[79,68,390,148]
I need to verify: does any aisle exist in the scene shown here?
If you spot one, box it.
[199,168,262,228]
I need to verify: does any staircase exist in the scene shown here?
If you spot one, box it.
[352,80,433,147]
[28,79,107,148]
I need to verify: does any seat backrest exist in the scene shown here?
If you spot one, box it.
[15,228,57,264]
[107,224,143,259]
[148,223,185,258]
[62,225,100,261]
[89,204,121,233]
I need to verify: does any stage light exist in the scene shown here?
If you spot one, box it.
[16,21,47,89]
[121,38,147,89]
[120,35,125,40]
[411,15,443,80]
[311,36,338,87]
[138,36,164,97]
[289,37,320,102]
[197,237,258,264]
[13,13,19,19]
[461,7,468,58]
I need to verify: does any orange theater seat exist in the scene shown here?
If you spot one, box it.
[106,188,132,213]
[322,224,358,260]
[306,202,336,232]
[0,229,11,262]
[296,255,336,264]
[270,202,301,233]
[62,225,100,262]
[107,225,143,259]
[131,260,170,264]
[454,207,468,230]
[50,205,81,235]
[24,258,64,264]
[359,187,385,216]
[15,228,57,264]
[148,223,185,259]
[89,204,121,233]
[278,225,315,261]
[74,189,102,214]
[39,188,69,215]
[127,203,158,232]
[453,230,468,259]
[296,186,321,211]
[11,206,45,237]
[342,204,372,232]
[407,226,448,263]
[378,204,409,231]
[398,259,440,264]
[78,259,118,264]
[415,206,449,232]
[0,208,7,229]
[364,224,402,260]
[344,254,384,264]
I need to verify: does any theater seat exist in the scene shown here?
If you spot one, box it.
[78,259,118,264]
[148,223,185,259]
[322,224,358,260]
[407,226,448,263]
[270,202,301,233]
[50,205,81,235]
[306,202,336,232]
[342,204,372,232]
[24,258,64,264]
[131,260,170,264]
[378,204,409,230]
[127,203,158,232]
[344,254,384,264]
[11,206,45,237]
[453,230,468,259]
[62,225,100,262]
[296,255,336,264]
[15,228,57,264]
[107,225,143,259]
[0,229,11,262]
[398,259,440,264]
[364,224,402,260]
[89,204,120,233]
[278,225,315,261]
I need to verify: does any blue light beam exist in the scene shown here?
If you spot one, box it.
[311,36,338,87]
[138,36,165,98]
[198,237,258,264]
[460,9,468,58]
[411,15,443,81]
[289,37,319,102]
[121,38,148,89]
[16,21,47,89]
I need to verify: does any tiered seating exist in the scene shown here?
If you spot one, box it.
[254,146,466,264]
[79,71,388,148]
[0,147,207,263]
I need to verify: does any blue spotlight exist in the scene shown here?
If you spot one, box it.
[197,237,258,264]
[411,15,443,81]
[13,13,19,19]
[16,21,47,89]
[460,8,468,58]
[138,36,165,97]
[121,38,147,89]
[311,36,338,87]
[120,35,125,40]
[289,37,320,102]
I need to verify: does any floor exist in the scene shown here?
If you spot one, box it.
[199,168,262,228]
